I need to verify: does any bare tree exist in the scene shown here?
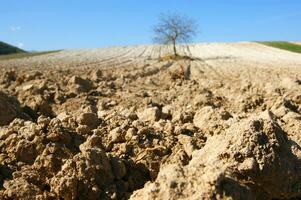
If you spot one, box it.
[153,13,198,56]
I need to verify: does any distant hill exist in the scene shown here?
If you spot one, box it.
[0,41,25,55]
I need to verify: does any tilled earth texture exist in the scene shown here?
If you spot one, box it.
[1,42,301,200]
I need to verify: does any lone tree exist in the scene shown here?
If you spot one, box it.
[153,13,198,56]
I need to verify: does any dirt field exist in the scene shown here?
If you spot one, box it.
[1,42,301,199]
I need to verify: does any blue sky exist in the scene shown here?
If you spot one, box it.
[1,0,300,51]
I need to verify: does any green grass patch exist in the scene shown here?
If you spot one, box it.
[0,50,61,61]
[258,41,301,54]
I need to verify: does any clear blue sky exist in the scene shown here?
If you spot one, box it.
[1,0,300,51]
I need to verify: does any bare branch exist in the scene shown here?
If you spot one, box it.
[153,13,198,56]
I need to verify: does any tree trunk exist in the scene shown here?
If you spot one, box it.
[172,40,177,56]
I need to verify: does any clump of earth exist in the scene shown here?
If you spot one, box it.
[1,43,301,199]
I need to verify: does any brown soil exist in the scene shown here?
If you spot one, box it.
[0,42,301,199]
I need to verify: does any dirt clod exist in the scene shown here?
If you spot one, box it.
[1,43,301,199]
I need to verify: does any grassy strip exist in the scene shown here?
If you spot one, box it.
[0,50,61,61]
[258,41,301,54]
